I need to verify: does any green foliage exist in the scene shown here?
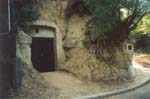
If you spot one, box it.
[132,15,150,53]
[66,0,150,62]
[132,15,150,40]
[134,34,150,53]
[83,0,150,38]
[83,0,150,61]
[135,15,150,34]
[14,0,39,31]
[84,0,116,35]
[131,31,144,40]
[82,38,91,48]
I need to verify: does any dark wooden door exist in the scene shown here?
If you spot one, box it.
[31,37,55,72]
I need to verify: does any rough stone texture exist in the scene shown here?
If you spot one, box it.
[35,0,69,67]
[114,41,135,78]
[128,65,136,78]
[37,0,69,39]
[63,15,88,48]
[115,42,134,70]
[28,0,89,69]
[28,20,66,68]
[13,59,60,99]
[17,31,32,66]
[16,30,47,91]
[63,48,128,81]
[17,0,134,81]
[15,31,60,99]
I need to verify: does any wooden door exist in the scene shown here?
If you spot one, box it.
[31,37,55,72]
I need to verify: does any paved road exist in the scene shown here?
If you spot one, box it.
[102,80,150,99]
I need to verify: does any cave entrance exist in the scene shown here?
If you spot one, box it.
[31,37,55,72]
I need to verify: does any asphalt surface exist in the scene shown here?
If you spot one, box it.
[101,73,150,99]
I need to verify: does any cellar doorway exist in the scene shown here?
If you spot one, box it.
[31,37,55,72]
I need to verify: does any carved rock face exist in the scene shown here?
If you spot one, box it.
[17,0,134,81]
[63,48,129,81]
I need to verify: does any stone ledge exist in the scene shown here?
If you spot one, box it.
[29,20,57,29]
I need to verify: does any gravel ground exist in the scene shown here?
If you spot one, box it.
[40,69,148,99]
[134,54,150,68]
[102,54,150,99]
[39,54,150,99]
[11,54,150,99]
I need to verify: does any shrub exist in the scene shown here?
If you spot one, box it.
[82,38,91,48]
[14,0,39,31]
[133,33,150,53]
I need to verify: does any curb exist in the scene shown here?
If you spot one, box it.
[76,76,150,99]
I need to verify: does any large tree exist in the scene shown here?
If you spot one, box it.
[66,0,150,63]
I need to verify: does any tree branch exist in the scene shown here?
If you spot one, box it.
[129,12,150,30]
[123,0,139,26]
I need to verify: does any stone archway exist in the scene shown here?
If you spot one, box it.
[29,26,56,72]
[16,20,65,72]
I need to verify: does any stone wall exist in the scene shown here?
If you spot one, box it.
[17,31,32,66]
[16,30,51,98]
[32,0,89,69]
[17,0,135,81]
[27,20,66,69]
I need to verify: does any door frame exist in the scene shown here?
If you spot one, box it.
[29,26,57,72]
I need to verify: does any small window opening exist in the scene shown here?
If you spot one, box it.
[127,44,133,51]
[35,28,39,33]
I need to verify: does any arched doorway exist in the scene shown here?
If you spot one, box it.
[29,25,57,72]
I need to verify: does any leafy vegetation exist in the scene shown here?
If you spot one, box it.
[14,0,39,31]
[132,15,150,53]
[135,15,150,34]
[135,34,150,53]
[66,0,150,63]
[82,38,91,48]
[84,0,150,41]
